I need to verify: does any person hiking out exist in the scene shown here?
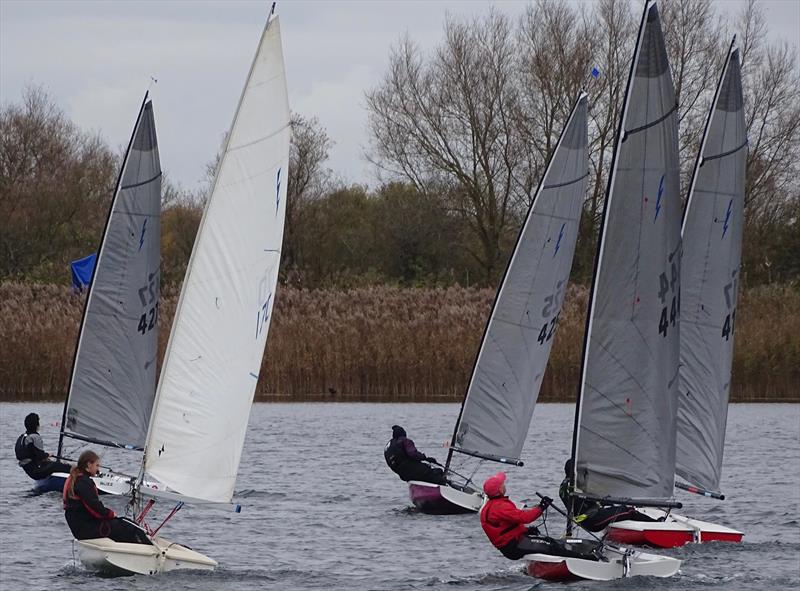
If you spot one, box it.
[15,413,71,480]
[384,425,447,485]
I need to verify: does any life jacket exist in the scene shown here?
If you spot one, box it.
[480,497,527,549]
[15,433,34,464]
[384,437,406,470]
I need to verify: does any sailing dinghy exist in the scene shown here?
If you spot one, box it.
[72,7,290,575]
[524,1,682,580]
[606,38,746,548]
[410,93,589,514]
[41,94,163,497]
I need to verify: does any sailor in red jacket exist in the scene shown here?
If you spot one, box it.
[480,471,552,560]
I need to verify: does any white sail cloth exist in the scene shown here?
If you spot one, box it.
[574,2,681,501]
[452,95,588,462]
[63,99,161,450]
[676,46,746,493]
[144,16,290,503]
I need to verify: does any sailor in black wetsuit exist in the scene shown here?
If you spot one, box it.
[15,413,71,480]
[559,459,657,532]
[384,425,447,485]
[63,450,150,544]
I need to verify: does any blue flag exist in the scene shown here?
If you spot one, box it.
[70,253,96,292]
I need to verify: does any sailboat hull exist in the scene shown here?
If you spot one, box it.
[74,535,217,576]
[524,542,680,581]
[407,481,483,514]
[605,508,743,547]
[33,474,67,494]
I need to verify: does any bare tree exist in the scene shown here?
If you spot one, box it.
[366,11,523,283]
[514,0,595,207]
[0,86,116,281]
[283,113,332,273]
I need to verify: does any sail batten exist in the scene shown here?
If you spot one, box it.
[447,94,588,466]
[676,41,746,494]
[142,14,290,504]
[573,1,681,502]
[58,96,162,456]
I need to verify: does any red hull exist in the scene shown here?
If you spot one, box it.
[606,527,744,548]
[526,560,576,581]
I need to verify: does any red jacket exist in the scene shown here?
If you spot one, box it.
[480,496,543,548]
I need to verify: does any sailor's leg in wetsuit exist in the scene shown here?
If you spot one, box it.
[27,461,71,480]
[580,505,657,532]
[105,518,153,545]
[396,460,447,485]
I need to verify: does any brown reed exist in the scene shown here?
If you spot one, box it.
[0,282,797,402]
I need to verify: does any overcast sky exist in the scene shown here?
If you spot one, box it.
[2,0,798,192]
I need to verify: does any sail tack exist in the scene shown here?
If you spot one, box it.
[676,44,746,494]
[451,95,588,464]
[143,15,290,503]
[61,97,162,451]
[573,2,681,501]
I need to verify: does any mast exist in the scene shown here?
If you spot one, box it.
[446,92,589,471]
[57,92,154,460]
[569,2,650,484]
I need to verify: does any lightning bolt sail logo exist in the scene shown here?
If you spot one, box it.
[138,219,147,251]
[653,174,665,222]
[722,199,733,239]
[553,223,565,257]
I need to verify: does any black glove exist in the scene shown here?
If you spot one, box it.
[538,496,553,508]
[426,457,439,465]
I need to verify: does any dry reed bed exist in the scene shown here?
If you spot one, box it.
[0,282,796,402]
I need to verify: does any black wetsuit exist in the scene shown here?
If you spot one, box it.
[63,473,150,544]
[384,436,446,485]
[559,477,657,532]
[15,432,71,480]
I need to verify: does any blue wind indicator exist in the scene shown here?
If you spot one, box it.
[554,223,565,257]
[722,198,733,238]
[138,219,148,251]
[654,174,665,222]
[591,67,600,78]
[275,167,282,214]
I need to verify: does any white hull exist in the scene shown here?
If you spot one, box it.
[605,507,743,546]
[525,543,680,581]
[74,535,217,576]
[407,480,484,514]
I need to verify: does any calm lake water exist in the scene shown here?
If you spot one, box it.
[1,402,798,590]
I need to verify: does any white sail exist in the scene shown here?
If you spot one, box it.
[676,41,746,494]
[143,14,290,503]
[448,95,588,465]
[572,1,682,502]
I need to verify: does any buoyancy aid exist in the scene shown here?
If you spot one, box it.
[384,438,406,470]
[15,433,35,465]
[480,497,542,549]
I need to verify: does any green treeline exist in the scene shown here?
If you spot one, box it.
[0,0,798,401]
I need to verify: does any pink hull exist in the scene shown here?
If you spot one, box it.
[408,483,475,515]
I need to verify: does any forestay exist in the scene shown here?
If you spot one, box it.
[676,43,746,494]
[60,97,162,452]
[573,2,681,502]
[450,95,588,464]
[143,15,290,503]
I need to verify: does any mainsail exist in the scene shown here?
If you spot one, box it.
[58,95,162,454]
[142,13,290,503]
[676,41,746,494]
[447,94,588,467]
[572,1,681,502]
